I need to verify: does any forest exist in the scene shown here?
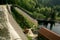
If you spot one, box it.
[1,0,60,21]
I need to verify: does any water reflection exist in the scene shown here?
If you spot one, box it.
[38,21,55,30]
[37,19,55,30]
[39,23,60,35]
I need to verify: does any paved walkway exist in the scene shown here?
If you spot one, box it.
[6,5,28,40]
[3,5,22,40]
[0,5,28,40]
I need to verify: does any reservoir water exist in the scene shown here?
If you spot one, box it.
[39,23,60,35]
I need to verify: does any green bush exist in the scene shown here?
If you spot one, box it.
[11,6,38,29]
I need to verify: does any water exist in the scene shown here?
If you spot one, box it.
[51,23,60,35]
[39,23,60,35]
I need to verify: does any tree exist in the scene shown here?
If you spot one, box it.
[40,7,52,19]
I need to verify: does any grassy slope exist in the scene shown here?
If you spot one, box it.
[14,7,38,27]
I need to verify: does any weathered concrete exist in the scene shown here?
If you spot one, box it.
[7,6,28,40]
[0,5,28,40]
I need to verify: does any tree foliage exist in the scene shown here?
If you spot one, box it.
[1,0,60,20]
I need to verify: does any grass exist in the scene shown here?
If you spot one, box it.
[56,17,60,21]
[27,35,32,40]
[14,7,38,27]
[11,6,38,29]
